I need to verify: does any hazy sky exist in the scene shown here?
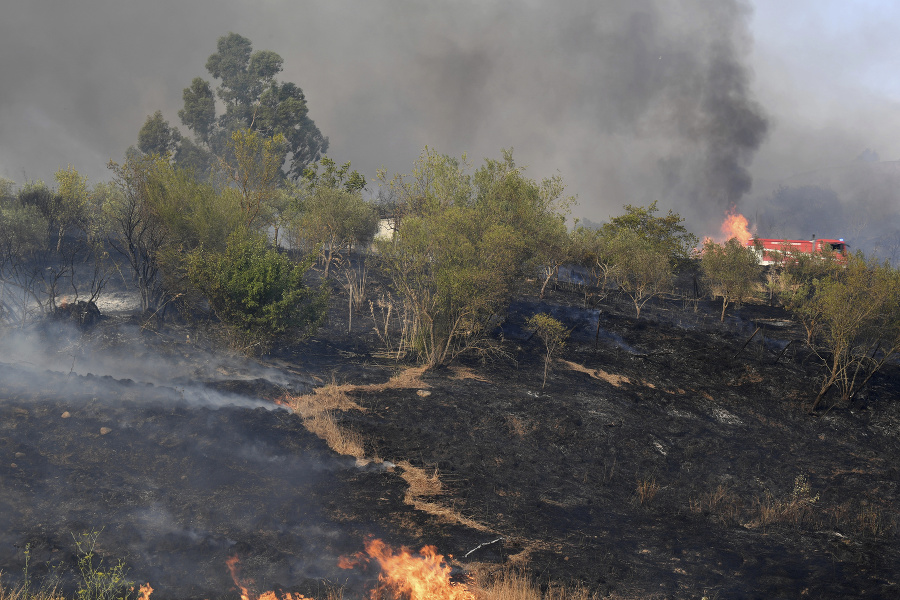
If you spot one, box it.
[1,1,898,241]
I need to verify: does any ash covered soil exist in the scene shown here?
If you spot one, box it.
[1,276,899,599]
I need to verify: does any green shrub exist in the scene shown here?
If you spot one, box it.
[187,232,328,353]
[782,251,900,411]
[700,237,763,321]
[526,313,568,388]
[375,148,572,367]
[604,228,673,319]
[72,531,133,600]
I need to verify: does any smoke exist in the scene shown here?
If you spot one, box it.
[0,0,770,233]
[0,321,382,597]
[0,321,316,408]
[2,1,897,245]
[701,39,768,207]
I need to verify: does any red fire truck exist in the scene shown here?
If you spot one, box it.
[745,237,849,266]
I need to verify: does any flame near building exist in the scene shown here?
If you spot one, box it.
[719,209,754,246]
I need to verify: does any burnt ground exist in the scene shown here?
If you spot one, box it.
[1,271,899,599]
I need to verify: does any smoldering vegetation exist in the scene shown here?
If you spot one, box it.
[0,322,409,599]
[0,317,318,411]
[1,2,899,598]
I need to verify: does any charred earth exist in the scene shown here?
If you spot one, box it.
[1,274,898,599]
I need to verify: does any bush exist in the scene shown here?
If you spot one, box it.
[700,237,763,321]
[72,532,133,600]
[291,186,378,277]
[783,251,900,411]
[604,228,673,319]
[526,313,568,388]
[599,201,698,269]
[375,148,571,367]
[186,233,328,353]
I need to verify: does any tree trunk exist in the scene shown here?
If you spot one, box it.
[323,246,334,278]
[540,265,558,299]
[810,365,839,413]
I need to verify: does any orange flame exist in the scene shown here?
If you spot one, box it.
[135,583,153,600]
[226,556,252,600]
[342,539,475,600]
[719,208,753,245]
[226,556,310,600]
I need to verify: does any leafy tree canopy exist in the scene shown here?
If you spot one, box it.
[138,110,182,157]
[302,156,367,193]
[176,32,328,179]
[701,237,763,321]
[375,148,572,366]
[603,227,673,319]
[783,252,900,411]
[138,33,328,180]
[601,200,698,268]
[186,231,328,354]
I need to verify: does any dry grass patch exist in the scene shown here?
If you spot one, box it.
[397,460,493,533]
[752,474,820,530]
[689,483,743,526]
[304,411,366,460]
[634,476,660,507]
[282,367,432,460]
[357,365,430,392]
[287,369,491,532]
[0,581,65,600]
[282,383,366,460]
[472,568,601,600]
[283,384,365,416]
[506,415,534,438]
[450,366,490,382]
[397,460,443,499]
[826,499,895,539]
[558,360,629,388]
[855,503,894,538]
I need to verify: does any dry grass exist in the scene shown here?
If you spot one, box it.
[304,411,366,459]
[855,503,893,538]
[283,368,491,532]
[397,460,443,498]
[826,499,895,539]
[282,365,429,418]
[558,360,629,388]
[398,459,493,533]
[689,483,742,526]
[472,569,601,600]
[0,582,64,600]
[284,384,366,416]
[322,584,346,600]
[282,382,366,460]
[506,415,534,438]
[688,476,896,540]
[361,365,430,392]
[753,475,820,530]
[450,366,491,382]
[634,477,659,507]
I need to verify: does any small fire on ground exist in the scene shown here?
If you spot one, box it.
[136,583,153,600]
[340,538,475,600]
[226,555,311,600]
[136,540,473,600]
